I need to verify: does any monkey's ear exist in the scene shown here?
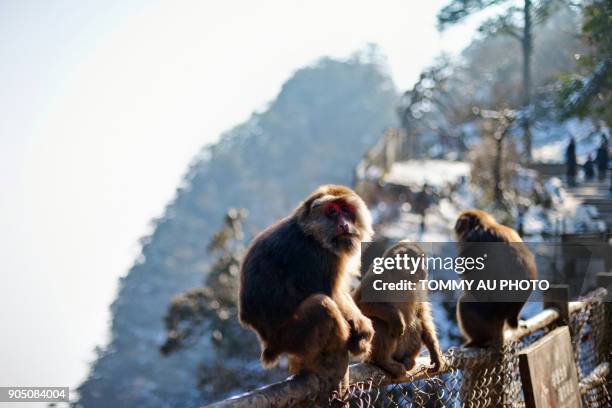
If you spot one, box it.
[310,195,335,209]
[297,193,324,221]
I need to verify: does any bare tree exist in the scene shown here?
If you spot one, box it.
[438,0,568,162]
[475,108,517,206]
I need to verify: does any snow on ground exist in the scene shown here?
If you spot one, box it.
[531,118,607,163]
[383,159,470,188]
[371,158,605,351]
[378,163,603,240]
[540,177,607,234]
[380,188,473,242]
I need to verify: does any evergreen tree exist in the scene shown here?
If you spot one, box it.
[161,208,248,356]
[558,0,611,124]
[160,209,268,395]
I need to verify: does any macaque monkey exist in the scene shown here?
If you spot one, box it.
[454,210,537,347]
[354,242,442,378]
[239,185,375,381]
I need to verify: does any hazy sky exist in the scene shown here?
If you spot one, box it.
[0,0,484,398]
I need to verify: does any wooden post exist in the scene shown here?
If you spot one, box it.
[205,375,320,408]
[596,272,612,374]
[519,327,581,408]
[543,284,569,326]
[596,272,612,302]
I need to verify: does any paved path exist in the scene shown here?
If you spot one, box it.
[566,180,612,232]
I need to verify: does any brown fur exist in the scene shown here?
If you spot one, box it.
[354,242,442,378]
[454,210,537,347]
[239,185,374,379]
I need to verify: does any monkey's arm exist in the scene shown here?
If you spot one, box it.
[336,290,366,320]
[357,301,405,338]
[419,303,442,370]
[335,291,374,355]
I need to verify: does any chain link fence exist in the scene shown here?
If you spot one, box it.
[330,288,610,408]
[208,287,610,407]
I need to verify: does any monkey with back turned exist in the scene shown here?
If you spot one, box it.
[454,209,537,347]
[239,185,375,380]
[354,241,442,378]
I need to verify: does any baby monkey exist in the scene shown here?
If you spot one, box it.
[354,241,442,378]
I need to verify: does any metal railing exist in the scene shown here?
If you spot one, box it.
[208,285,611,407]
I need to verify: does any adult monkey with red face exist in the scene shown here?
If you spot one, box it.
[239,185,374,385]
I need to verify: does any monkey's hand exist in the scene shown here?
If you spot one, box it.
[347,315,374,356]
[429,353,442,372]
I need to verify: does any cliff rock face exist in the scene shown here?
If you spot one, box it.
[77,55,397,407]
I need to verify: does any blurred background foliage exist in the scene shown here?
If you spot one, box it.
[557,0,611,123]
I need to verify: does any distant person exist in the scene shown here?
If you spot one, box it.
[565,137,577,187]
[596,136,609,181]
[414,183,432,233]
[583,153,595,181]
[516,210,525,238]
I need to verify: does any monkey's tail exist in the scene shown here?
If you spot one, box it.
[261,347,281,368]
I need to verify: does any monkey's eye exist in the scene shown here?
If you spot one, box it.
[324,203,339,217]
[341,204,355,219]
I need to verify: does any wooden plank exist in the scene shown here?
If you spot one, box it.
[206,374,320,408]
[543,284,569,326]
[597,272,612,302]
[519,326,582,408]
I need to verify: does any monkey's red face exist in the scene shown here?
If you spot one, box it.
[323,201,356,237]
[322,199,360,253]
[300,189,373,255]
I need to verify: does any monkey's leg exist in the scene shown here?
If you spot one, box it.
[369,320,406,378]
[269,294,350,370]
[335,291,374,356]
[420,304,442,370]
[394,333,417,372]
[358,302,406,338]
[398,355,416,372]
[458,301,504,348]
[278,295,351,403]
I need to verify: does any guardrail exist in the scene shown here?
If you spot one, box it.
[208,281,611,407]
